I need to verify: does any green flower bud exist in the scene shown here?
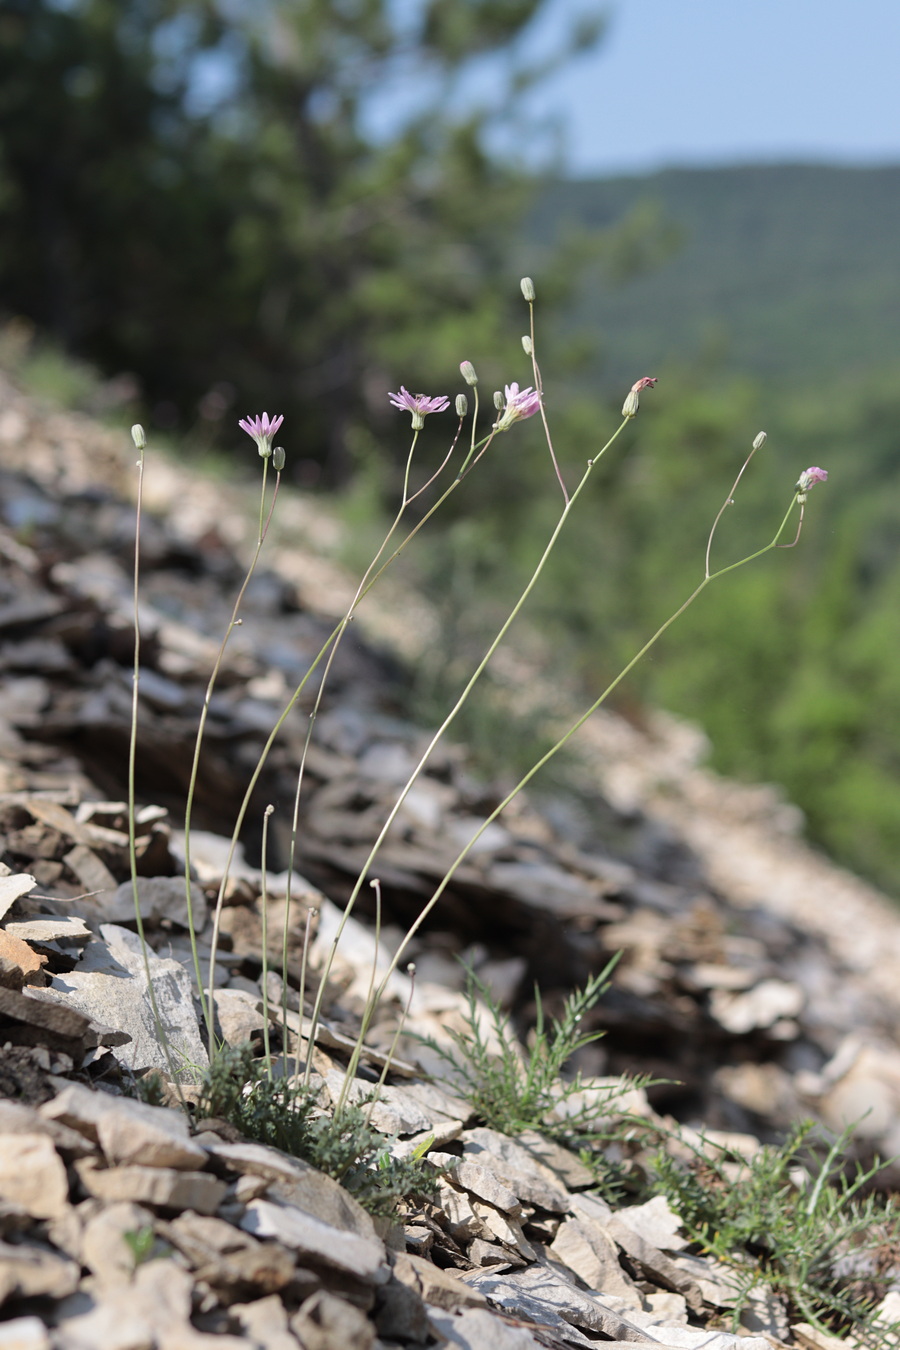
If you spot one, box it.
[520,277,536,302]
[131,424,146,449]
[521,335,533,355]
[459,360,478,386]
[753,431,767,450]
[455,394,468,417]
[272,446,286,471]
[493,390,504,411]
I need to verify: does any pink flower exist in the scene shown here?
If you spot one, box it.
[388,387,450,429]
[239,412,284,457]
[622,376,658,419]
[796,466,828,492]
[494,382,541,432]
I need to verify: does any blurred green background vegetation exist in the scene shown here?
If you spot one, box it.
[2,1,899,896]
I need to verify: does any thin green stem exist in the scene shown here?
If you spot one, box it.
[260,803,274,1080]
[127,436,184,1102]
[184,462,281,1040]
[526,298,569,504]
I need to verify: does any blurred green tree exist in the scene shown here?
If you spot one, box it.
[0,0,604,480]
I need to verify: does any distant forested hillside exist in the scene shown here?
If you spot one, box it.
[529,164,900,388]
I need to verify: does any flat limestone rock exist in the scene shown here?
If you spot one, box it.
[461,1264,628,1348]
[0,873,37,922]
[0,1316,51,1349]
[4,916,92,947]
[0,929,46,984]
[0,1133,70,1220]
[460,1129,571,1213]
[291,1289,375,1350]
[615,1195,687,1251]
[80,1201,158,1286]
[208,1141,378,1241]
[549,1217,642,1307]
[41,1082,208,1169]
[74,1157,227,1214]
[391,1252,488,1313]
[427,1306,546,1350]
[47,923,208,1081]
[0,1239,80,1305]
[240,1197,388,1284]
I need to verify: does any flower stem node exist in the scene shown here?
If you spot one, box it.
[622,376,658,419]
[131,424,146,450]
[459,360,478,386]
[388,387,450,430]
[494,382,542,432]
[455,394,468,418]
[239,412,284,457]
[520,276,536,302]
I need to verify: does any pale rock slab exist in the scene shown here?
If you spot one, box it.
[616,1195,687,1251]
[428,1306,546,1350]
[460,1128,571,1212]
[0,1240,80,1305]
[75,1157,226,1214]
[230,1294,299,1350]
[549,1217,642,1307]
[208,1140,378,1241]
[41,1082,208,1169]
[47,923,208,1081]
[0,1133,70,1219]
[240,1198,388,1283]
[390,1252,488,1313]
[0,1317,51,1350]
[430,1153,522,1214]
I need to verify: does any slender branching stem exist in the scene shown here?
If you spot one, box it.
[316,418,631,1089]
[350,488,808,1061]
[259,803,275,1080]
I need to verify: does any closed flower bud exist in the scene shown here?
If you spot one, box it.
[621,376,658,419]
[521,335,533,355]
[520,276,536,301]
[753,431,767,450]
[272,446,286,471]
[131,424,146,449]
[455,393,468,418]
[493,390,504,411]
[459,360,478,386]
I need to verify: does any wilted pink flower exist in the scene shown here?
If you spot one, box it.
[622,376,658,419]
[239,412,284,457]
[388,387,450,429]
[494,382,541,432]
[796,466,828,492]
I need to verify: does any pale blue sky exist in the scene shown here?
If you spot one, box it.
[521,0,900,177]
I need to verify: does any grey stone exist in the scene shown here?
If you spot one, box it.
[462,1264,635,1347]
[605,1216,704,1313]
[41,1082,208,1169]
[47,923,208,1081]
[470,1201,536,1261]
[427,1307,545,1350]
[513,1129,595,1190]
[213,987,266,1046]
[431,1155,522,1214]
[0,873,36,922]
[97,877,209,930]
[549,1218,642,1306]
[324,1071,432,1135]
[460,1129,571,1212]
[4,915,92,946]
[390,1252,487,1313]
[240,1198,388,1284]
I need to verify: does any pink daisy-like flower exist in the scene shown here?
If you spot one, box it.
[388,386,450,430]
[796,466,828,492]
[239,412,284,457]
[494,382,541,433]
